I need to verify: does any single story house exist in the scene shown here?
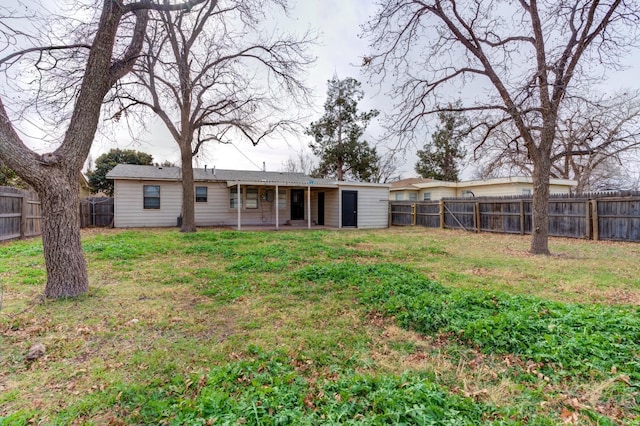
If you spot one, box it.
[106,164,390,229]
[390,176,577,201]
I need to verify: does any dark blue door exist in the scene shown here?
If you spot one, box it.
[342,191,357,227]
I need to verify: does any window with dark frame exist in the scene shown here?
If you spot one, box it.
[143,185,160,209]
[195,186,208,202]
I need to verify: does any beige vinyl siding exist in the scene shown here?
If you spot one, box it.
[194,183,233,226]
[324,189,340,228]
[455,183,535,198]
[454,182,571,198]
[113,180,182,227]
[455,183,521,197]
[340,185,389,229]
[549,184,572,194]
[415,188,455,200]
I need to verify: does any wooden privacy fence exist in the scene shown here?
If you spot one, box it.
[80,197,114,228]
[389,193,640,242]
[0,187,41,241]
[0,188,114,242]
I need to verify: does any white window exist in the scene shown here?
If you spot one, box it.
[246,188,258,209]
[423,192,431,201]
[143,185,160,209]
[408,193,417,201]
[278,190,287,209]
[195,186,207,202]
[522,189,532,196]
[230,188,242,208]
[394,192,403,200]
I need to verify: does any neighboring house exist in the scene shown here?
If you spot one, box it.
[390,176,577,201]
[390,178,433,201]
[79,174,92,199]
[106,164,390,229]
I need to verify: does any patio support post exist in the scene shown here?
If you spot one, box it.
[237,183,241,231]
[307,185,311,229]
[275,185,279,230]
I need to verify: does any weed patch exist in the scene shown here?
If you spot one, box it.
[299,263,640,383]
[88,349,526,425]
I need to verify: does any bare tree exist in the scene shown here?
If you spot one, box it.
[281,150,316,175]
[363,1,640,254]
[0,0,204,298]
[113,0,314,232]
[476,91,640,192]
[372,148,402,183]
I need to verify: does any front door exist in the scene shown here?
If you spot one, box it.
[317,192,325,226]
[341,190,357,227]
[291,189,304,220]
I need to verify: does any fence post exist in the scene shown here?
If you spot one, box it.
[411,203,416,226]
[519,200,524,235]
[439,200,445,229]
[590,199,599,241]
[20,193,27,239]
[474,202,480,233]
[585,200,591,240]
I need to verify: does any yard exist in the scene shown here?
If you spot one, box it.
[0,227,639,424]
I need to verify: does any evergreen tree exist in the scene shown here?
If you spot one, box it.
[415,108,467,181]
[87,149,153,196]
[307,76,380,182]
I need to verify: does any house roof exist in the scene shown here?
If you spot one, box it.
[390,177,433,189]
[106,164,388,188]
[390,176,577,191]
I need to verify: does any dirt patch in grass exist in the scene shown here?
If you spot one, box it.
[601,288,640,306]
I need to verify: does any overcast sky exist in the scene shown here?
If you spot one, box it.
[6,0,640,180]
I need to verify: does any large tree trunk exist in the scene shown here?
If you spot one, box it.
[180,144,197,232]
[37,169,88,298]
[530,159,551,255]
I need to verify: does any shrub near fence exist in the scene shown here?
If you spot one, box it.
[389,192,640,242]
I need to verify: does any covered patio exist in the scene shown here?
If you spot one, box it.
[226,180,339,230]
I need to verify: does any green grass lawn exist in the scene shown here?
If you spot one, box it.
[1,227,639,425]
